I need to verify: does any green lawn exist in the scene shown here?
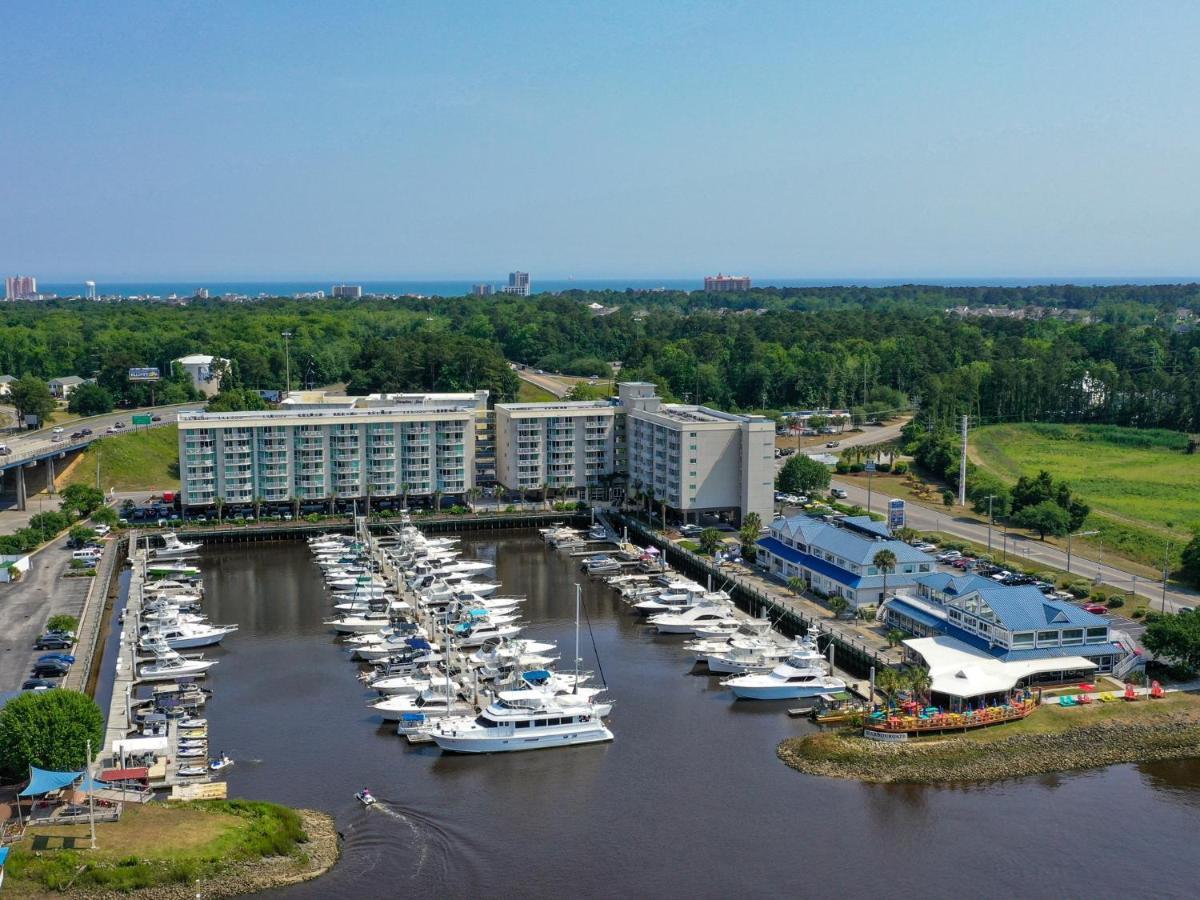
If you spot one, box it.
[517,380,558,403]
[62,424,180,492]
[972,423,1200,567]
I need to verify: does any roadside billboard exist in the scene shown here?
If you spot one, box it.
[888,498,906,530]
[128,367,160,382]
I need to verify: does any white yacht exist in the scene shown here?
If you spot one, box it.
[151,532,202,559]
[429,690,613,753]
[146,563,202,580]
[325,611,393,634]
[137,643,218,681]
[648,603,738,635]
[722,657,846,700]
[139,620,238,650]
[370,683,472,722]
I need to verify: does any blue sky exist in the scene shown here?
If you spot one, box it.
[3,1,1198,280]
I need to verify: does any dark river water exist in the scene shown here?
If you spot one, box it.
[194,534,1200,899]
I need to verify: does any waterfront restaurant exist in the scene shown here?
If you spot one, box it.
[881,576,1133,708]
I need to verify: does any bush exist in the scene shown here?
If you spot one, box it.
[47,615,79,634]
[1065,582,1092,599]
[1132,608,1146,619]
[892,461,909,475]
[1106,597,1125,609]
[875,461,892,473]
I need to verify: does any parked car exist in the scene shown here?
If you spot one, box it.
[830,488,848,499]
[936,550,962,562]
[94,524,111,537]
[951,557,976,570]
[825,441,840,448]
[22,678,59,691]
[779,448,796,456]
[32,661,71,678]
[914,542,938,552]
[37,653,76,665]
[35,634,73,650]
[1083,603,1109,615]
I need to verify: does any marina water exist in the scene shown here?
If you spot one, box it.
[195,534,1200,899]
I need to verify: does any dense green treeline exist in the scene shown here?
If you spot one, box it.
[1,287,1198,429]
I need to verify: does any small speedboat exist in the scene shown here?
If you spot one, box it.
[178,747,206,759]
[356,789,376,807]
[209,754,234,772]
[177,765,208,778]
[180,717,207,729]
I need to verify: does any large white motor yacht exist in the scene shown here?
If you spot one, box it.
[721,657,846,700]
[429,690,613,753]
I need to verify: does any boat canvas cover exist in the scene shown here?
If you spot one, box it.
[19,766,83,796]
[405,638,432,650]
[101,767,150,782]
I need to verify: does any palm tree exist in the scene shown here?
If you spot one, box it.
[886,628,906,649]
[253,495,263,521]
[786,576,806,597]
[739,512,763,559]
[908,666,933,707]
[400,482,409,512]
[699,527,722,555]
[215,497,225,525]
[875,666,901,709]
[828,595,850,619]
[872,548,898,603]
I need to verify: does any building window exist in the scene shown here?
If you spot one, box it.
[1086,627,1108,642]
[1061,629,1084,646]
[1037,630,1058,644]
[1012,632,1035,648]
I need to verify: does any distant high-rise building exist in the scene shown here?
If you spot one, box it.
[4,275,37,300]
[471,283,495,297]
[332,284,363,299]
[85,280,97,300]
[704,273,751,292]
[502,271,530,296]
[194,287,210,299]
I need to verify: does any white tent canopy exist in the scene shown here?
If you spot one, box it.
[904,635,1097,699]
[111,737,169,756]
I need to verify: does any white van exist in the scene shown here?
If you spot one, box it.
[51,427,65,442]
[72,549,102,564]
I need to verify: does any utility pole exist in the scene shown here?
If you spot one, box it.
[281,331,293,399]
[958,414,968,507]
[985,495,995,554]
[1162,543,1171,613]
[1066,529,1099,575]
[87,738,96,850]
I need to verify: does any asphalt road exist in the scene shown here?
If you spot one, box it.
[0,401,203,465]
[0,543,93,691]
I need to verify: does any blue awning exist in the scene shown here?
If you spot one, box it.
[19,766,83,796]
[0,846,9,866]
[885,598,945,631]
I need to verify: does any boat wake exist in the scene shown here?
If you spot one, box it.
[347,798,477,882]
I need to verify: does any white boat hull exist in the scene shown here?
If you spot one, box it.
[430,722,614,753]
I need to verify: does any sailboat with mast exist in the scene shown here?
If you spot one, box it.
[429,584,613,753]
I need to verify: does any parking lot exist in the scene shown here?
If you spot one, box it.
[0,543,93,692]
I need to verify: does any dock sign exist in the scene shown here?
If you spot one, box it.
[888,498,905,529]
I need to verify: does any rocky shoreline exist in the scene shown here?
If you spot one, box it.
[778,720,1200,784]
[19,809,340,900]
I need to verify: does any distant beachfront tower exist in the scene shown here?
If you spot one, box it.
[703,273,752,292]
[332,284,364,299]
[502,272,530,296]
[85,280,96,300]
[472,283,495,297]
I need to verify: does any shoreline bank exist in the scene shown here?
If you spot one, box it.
[778,717,1200,784]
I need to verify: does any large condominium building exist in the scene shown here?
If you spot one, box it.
[332,284,363,298]
[493,401,617,494]
[618,382,774,524]
[5,275,37,300]
[703,273,751,292]
[502,271,530,296]
[177,391,488,509]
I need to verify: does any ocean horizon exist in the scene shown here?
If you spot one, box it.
[32,275,1200,299]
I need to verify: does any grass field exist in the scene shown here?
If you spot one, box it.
[5,800,307,893]
[971,423,1200,567]
[61,424,180,492]
[517,380,559,403]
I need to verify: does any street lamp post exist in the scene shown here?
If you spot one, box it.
[1066,529,1099,575]
[1162,543,1172,613]
[281,331,293,399]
